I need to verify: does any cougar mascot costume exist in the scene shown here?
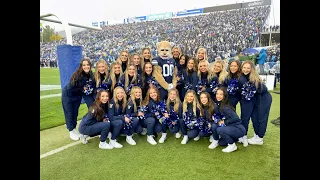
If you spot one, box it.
[152,41,178,100]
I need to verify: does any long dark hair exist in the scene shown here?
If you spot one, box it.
[88,90,109,121]
[199,92,214,119]
[142,62,153,88]
[70,58,92,86]
[216,87,234,111]
[227,60,242,80]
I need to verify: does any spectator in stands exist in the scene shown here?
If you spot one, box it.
[256,49,267,75]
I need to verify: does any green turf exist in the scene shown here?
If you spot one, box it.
[40,93,279,180]
[40,68,61,85]
[40,68,280,179]
[40,98,88,130]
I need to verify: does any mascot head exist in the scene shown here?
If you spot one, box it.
[156,41,175,60]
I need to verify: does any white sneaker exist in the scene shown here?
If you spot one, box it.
[158,133,167,143]
[99,141,113,149]
[126,135,136,145]
[241,135,248,147]
[141,128,147,135]
[181,135,189,144]
[175,132,181,139]
[80,134,88,144]
[238,137,243,143]
[222,143,237,153]
[69,129,79,141]
[209,135,214,142]
[193,135,200,141]
[107,132,112,139]
[248,136,264,145]
[110,139,123,148]
[208,140,219,149]
[147,135,157,145]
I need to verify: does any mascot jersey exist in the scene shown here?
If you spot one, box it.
[152,56,176,84]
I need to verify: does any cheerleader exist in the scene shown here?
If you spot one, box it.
[223,60,242,110]
[196,60,214,96]
[179,57,199,101]
[178,90,201,144]
[130,53,143,75]
[141,62,158,99]
[158,88,183,143]
[80,59,96,108]
[141,86,163,145]
[94,59,109,97]
[107,87,128,148]
[198,92,215,142]
[209,60,227,102]
[61,59,90,141]
[239,61,272,146]
[140,47,153,69]
[125,86,143,136]
[118,64,142,97]
[208,87,246,153]
[176,54,188,101]
[106,62,123,99]
[172,46,182,64]
[78,90,113,149]
[117,50,129,72]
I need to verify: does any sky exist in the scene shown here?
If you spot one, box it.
[40,0,279,32]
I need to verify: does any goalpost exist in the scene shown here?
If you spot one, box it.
[40,13,102,90]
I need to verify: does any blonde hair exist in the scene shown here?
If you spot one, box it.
[166,88,181,113]
[117,50,130,66]
[140,47,153,70]
[172,46,182,59]
[129,52,141,67]
[94,59,109,88]
[129,86,142,113]
[213,60,228,84]
[197,60,214,81]
[241,60,262,88]
[142,86,160,106]
[109,62,123,91]
[182,90,201,116]
[124,64,138,93]
[113,86,127,112]
[196,47,208,61]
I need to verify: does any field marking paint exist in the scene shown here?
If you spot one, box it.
[40,85,61,91]
[40,93,61,99]
[40,136,96,159]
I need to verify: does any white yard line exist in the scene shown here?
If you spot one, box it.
[40,136,96,159]
[40,93,61,99]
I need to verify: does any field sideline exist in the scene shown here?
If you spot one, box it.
[40,68,280,180]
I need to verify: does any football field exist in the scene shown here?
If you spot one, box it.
[40,68,280,180]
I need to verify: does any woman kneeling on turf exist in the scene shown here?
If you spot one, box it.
[78,90,113,150]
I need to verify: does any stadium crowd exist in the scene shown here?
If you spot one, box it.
[40,6,271,67]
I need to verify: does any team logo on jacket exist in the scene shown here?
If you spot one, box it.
[128,105,131,109]
[109,104,113,108]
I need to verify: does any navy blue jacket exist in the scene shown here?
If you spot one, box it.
[238,74,257,101]
[144,99,165,118]
[181,69,199,91]
[185,103,200,117]
[108,99,125,121]
[223,75,241,101]
[105,73,121,93]
[168,101,183,119]
[125,98,141,117]
[118,74,142,90]
[214,103,241,126]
